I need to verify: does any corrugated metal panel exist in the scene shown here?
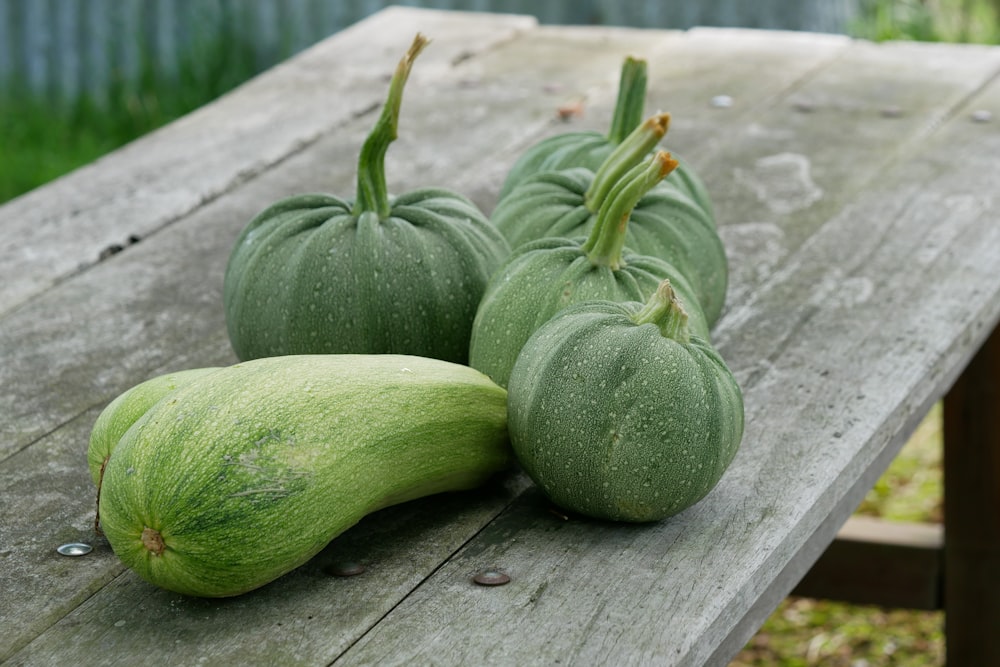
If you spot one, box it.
[0,0,861,104]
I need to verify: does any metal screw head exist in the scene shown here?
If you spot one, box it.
[473,569,511,586]
[57,543,93,556]
[710,95,734,109]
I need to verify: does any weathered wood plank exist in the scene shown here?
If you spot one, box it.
[0,6,537,318]
[701,37,1000,309]
[332,42,1000,667]
[0,16,662,462]
[0,24,859,466]
[454,26,852,213]
[0,17,684,661]
[4,13,1000,667]
[943,323,1000,666]
[4,466,529,667]
[791,516,944,610]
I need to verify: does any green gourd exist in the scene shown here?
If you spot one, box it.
[92,354,511,598]
[470,152,709,389]
[493,114,727,327]
[507,280,744,522]
[497,56,711,214]
[223,35,509,364]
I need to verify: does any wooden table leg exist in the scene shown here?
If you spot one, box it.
[943,322,1000,666]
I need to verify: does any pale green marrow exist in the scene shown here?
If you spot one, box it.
[95,354,511,597]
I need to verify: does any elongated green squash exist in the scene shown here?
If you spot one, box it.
[493,115,727,326]
[470,152,709,388]
[497,56,711,213]
[507,281,744,522]
[94,354,511,597]
[223,35,509,364]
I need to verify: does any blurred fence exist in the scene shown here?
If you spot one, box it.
[0,0,861,104]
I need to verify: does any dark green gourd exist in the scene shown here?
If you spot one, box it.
[497,56,711,213]
[493,115,728,327]
[223,35,509,364]
[469,152,709,388]
[507,280,744,522]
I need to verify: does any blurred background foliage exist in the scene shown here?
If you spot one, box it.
[2,0,998,205]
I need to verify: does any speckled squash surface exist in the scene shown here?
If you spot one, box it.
[95,354,511,598]
[88,367,221,485]
[223,35,509,364]
[507,281,744,522]
[492,116,727,326]
[470,153,710,388]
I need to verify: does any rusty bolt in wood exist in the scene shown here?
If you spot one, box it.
[327,561,366,577]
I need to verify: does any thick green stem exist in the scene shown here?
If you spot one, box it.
[631,279,692,344]
[584,113,670,211]
[581,151,679,270]
[353,34,430,219]
[606,57,648,144]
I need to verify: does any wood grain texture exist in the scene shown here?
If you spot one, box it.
[0,11,667,661]
[337,34,1000,667]
[4,8,1000,666]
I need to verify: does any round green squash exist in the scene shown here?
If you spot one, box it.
[497,56,712,214]
[469,152,710,388]
[95,354,511,598]
[223,35,510,364]
[493,117,727,327]
[507,280,744,522]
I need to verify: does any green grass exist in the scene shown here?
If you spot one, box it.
[851,0,1000,43]
[0,22,267,204]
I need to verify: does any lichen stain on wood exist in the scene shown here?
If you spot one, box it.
[735,152,824,214]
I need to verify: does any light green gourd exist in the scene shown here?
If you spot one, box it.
[92,354,511,597]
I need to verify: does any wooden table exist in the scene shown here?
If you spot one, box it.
[2,7,998,666]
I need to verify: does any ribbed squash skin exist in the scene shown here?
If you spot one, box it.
[223,35,510,364]
[492,167,727,326]
[507,294,744,522]
[223,190,509,363]
[95,354,511,597]
[468,236,708,388]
